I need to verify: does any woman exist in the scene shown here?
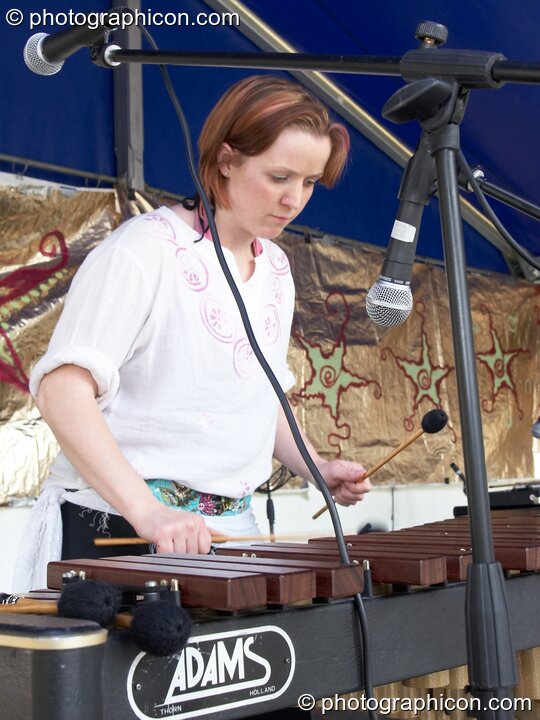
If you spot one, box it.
[16,75,371,592]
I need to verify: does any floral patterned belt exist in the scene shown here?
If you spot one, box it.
[146,479,252,517]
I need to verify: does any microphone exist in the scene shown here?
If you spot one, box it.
[532,417,540,440]
[23,10,131,75]
[366,135,436,328]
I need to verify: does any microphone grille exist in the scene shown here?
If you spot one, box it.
[24,33,63,75]
[366,279,413,327]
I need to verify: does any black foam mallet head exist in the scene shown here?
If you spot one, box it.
[130,601,192,657]
[421,409,448,434]
[58,579,121,627]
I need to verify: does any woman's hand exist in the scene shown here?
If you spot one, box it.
[130,503,213,555]
[317,458,371,506]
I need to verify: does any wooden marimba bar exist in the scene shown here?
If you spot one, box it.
[47,551,365,611]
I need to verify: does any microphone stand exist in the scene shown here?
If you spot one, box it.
[381,77,517,717]
[435,116,517,720]
[88,20,540,717]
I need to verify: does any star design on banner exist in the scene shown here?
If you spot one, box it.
[291,292,381,455]
[381,301,453,431]
[476,305,528,419]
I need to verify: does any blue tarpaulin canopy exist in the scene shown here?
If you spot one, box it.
[2,0,539,276]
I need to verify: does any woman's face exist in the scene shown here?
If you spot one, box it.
[218,127,332,240]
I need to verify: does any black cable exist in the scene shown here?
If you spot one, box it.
[458,150,540,272]
[256,465,291,493]
[266,480,275,537]
[138,28,349,555]
[126,23,378,717]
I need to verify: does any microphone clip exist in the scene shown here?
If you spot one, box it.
[90,44,122,69]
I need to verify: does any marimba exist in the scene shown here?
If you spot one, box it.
[2,509,540,720]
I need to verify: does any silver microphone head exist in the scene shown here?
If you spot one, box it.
[24,33,64,75]
[532,417,540,439]
[366,278,413,327]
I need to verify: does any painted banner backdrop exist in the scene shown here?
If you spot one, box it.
[285,233,539,486]
[0,186,120,502]
[0,186,538,503]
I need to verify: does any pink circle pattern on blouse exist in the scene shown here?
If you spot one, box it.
[271,275,283,303]
[175,247,209,292]
[230,306,282,378]
[144,212,177,243]
[262,305,280,345]
[267,243,290,275]
[201,295,235,343]
[233,337,256,378]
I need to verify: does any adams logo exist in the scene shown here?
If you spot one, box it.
[127,625,296,719]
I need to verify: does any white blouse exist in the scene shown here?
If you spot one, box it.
[30,206,296,499]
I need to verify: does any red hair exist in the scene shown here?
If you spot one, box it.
[198,75,350,209]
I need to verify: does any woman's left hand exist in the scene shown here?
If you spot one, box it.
[317,459,371,506]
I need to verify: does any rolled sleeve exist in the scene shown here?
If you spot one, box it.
[29,235,157,409]
[29,345,120,409]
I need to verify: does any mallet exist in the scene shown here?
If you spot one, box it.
[312,409,448,520]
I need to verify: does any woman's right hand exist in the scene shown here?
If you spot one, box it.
[132,503,214,555]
